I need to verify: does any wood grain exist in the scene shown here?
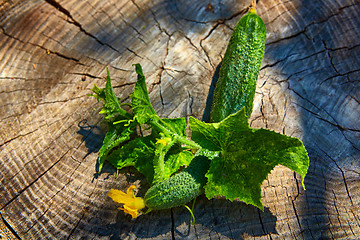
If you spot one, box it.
[0,0,359,239]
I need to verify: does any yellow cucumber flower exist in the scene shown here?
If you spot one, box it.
[156,137,172,146]
[108,185,146,218]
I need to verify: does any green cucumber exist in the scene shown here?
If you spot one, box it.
[144,156,210,210]
[210,8,266,123]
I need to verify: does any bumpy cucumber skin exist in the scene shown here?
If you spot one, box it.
[144,156,211,210]
[210,12,266,123]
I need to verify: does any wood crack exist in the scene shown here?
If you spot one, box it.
[24,144,92,234]
[0,26,81,64]
[36,94,89,106]
[150,9,172,37]
[318,147,355,206]
[261,48,328,71]
[170,208,175,240]
[199,23,221,70]
[331,190,348,237]
[70,72,102,79]
[267,30,307,46]
[0,88,42,94]
[0,114,76,209]
[112,82,137,89]
[0,149,70,211]
[47,50,81,63]
[288,84,360,135]
[0,211,22,240]
[320,68,360,85]
[0,128,39,148]
[44,0,122,55]
[291,200,303,233]
[183,4,248,25]
[182,34,201,53]
[257,209,272,239]
[1,131,53,185]
[259,93,269,128]
[322,40,341,75]
[268,2,359,45]
[130,0,142,12]
[66,177,98,240]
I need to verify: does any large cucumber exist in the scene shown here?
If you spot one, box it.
[210,8,266,123]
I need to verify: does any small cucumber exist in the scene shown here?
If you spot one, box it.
[210,8,266,123]
[144,156,211,210]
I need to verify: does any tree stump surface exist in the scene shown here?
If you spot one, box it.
[1,0,359,239]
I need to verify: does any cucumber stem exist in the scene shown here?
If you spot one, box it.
[184,205,196,225]
[150,118,202,150]
[250,0,257,13]
[175,136,202,150]
[153,138,175,184]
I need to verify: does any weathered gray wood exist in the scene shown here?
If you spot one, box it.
[0,0,359,239]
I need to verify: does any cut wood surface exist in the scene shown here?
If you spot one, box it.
[1,0,359,239]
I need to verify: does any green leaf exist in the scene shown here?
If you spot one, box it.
[188,119,221,151]
[90,84,105,101]
[189,109,309,210]
[103,67,133,121]
[163,145,194,179]
[91,68,137,172]
[107,136,156,183]
[106,133,193,185]
[153,133,175,184]
[131,64,157,124]
[153,141,194,184]
[91,67,133,122]
[97,123,134,172]
[150,116,199,184]
[95,64,197,184]
[160,118,187,136]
